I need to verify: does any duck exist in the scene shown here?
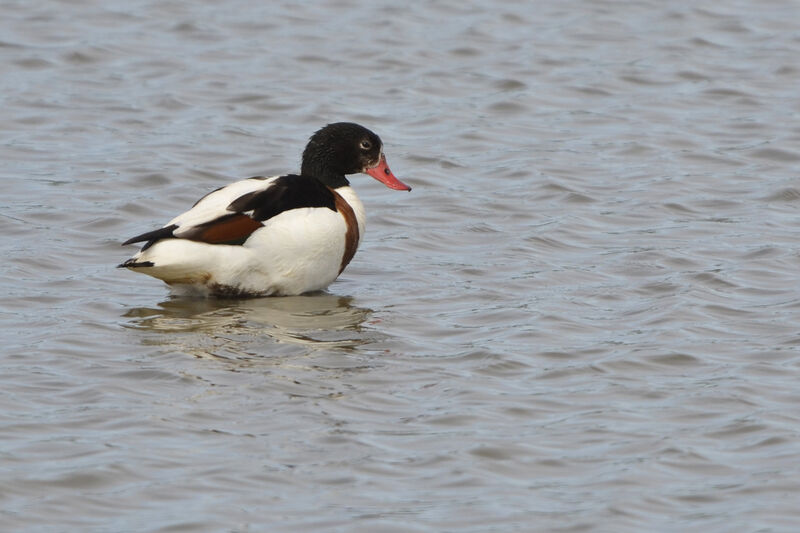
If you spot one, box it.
[119,122,411,297]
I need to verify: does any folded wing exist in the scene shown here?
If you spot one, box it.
[122,174,339,250]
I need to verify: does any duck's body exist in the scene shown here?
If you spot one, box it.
[120,123,410,297]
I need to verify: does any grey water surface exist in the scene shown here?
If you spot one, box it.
[1,1,800,531]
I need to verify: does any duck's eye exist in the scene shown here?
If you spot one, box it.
[360,140,372,150]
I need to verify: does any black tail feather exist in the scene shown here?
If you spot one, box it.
[118,258,155,269]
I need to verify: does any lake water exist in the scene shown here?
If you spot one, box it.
[2,1,800,531]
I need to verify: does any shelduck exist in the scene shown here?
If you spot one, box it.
[119,122,411,296]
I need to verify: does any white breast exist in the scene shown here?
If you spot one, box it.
[334,186,366,245]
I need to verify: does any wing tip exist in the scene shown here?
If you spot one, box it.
[122,224,179,248]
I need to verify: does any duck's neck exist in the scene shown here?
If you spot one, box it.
[301,161,351,189]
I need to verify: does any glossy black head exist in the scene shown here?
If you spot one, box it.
[301,122,383,187]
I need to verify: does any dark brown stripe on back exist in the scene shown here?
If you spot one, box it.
[183,213,264,245]
[331,189,359,274]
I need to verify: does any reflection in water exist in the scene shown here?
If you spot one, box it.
[122,293,377,362]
